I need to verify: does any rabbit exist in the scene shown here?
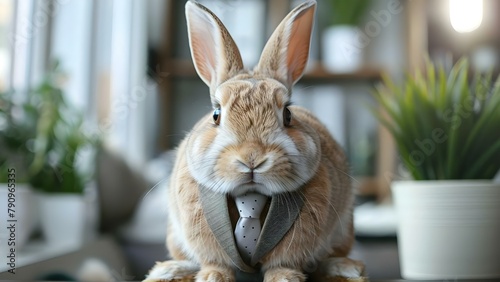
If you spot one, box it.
[144,1,365,281]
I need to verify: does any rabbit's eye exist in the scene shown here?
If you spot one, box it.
[283,107,292,127]
[213,108,221,125]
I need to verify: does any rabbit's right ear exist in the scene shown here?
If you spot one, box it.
[185,1,244,90]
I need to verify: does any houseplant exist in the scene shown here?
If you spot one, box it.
[0,90,38,250]
[374,58,500,279]
[321,0,369,73]
[30,63,98,247]
[1,62,98,247]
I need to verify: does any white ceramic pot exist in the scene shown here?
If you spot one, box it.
[0,184,37,249]
[322,25,363,73]
[392,180,500,280]
[38,193,86,247]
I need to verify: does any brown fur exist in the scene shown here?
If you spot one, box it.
[145,1,364,281]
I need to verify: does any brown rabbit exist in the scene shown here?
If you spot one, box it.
[145,1,365,281]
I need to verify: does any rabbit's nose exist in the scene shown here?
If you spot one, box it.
[235,142,272,174]
[237,158,268,172]
[237,158,268,181]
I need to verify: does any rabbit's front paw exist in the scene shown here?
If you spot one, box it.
[317,257,365,278]
[144,260,199,282]
[195,265,234,282]
[263,267,306,282]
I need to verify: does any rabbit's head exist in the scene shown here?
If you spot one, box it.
[185,1,319,196]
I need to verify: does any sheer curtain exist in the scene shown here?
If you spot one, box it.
[0,0,15,92]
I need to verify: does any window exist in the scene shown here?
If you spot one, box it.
[0,0,14,91]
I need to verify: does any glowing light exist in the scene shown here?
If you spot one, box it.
[449,0,483,33]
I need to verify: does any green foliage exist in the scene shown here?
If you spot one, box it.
[326,0,370,26]
[0,61,98,192]
[0,90,36,183]
[373,58,500,180]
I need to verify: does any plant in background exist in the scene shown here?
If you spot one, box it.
[0,90,37,183]
[0,61,98,192]
[320,0,371,73]
[374,58,500,180]
[326,0,370,26]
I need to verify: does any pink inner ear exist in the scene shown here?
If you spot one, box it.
[190,28,217,84]
[186,2,244,88]
[286,7,315,84]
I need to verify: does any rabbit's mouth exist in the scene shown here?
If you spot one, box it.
[231,182,269,197]
[242,178,256,185]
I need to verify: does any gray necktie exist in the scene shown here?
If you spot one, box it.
[234,193,267,263]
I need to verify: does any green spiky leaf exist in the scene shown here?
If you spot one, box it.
[373,59,500,180]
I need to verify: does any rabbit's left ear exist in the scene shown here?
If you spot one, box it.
[255,1,316,88]
[185,1,244,90]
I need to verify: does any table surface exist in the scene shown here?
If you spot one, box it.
[353,236,401,280]
[2,235,499,282]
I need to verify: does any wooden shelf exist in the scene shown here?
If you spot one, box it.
[302,63,382,82]
[164,59,198,78]
[164,59,383,82]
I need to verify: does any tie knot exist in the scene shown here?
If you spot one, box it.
[235,192,267,218]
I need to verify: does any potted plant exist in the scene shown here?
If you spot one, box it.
[374,58,500,279]
[0,90,38,250]
[321,0,369,73]
[29,63,98,247]
[2,62,99,247]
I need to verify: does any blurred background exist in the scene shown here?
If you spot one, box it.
[0,0,499,280]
